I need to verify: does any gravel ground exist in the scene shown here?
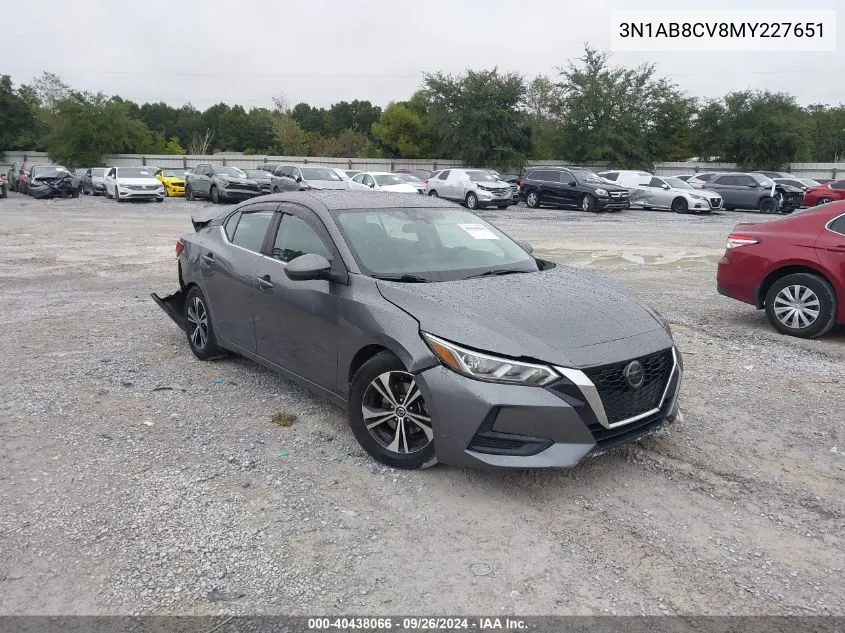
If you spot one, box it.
[0,192,843,616]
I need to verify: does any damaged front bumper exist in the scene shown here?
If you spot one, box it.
[151,289,186,331]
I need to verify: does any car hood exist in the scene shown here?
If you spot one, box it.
[306,180,349,190]
[160,176,186,183]
[381,184,420,193]
[116,177,161,186]
[376,266,670,368]
[681,187,720,198]
[775,183,803,193]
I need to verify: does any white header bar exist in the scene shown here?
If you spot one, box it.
[611,10,836,51]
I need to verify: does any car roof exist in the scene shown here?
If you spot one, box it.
[360,171,395,176]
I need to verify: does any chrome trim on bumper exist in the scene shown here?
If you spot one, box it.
[554,347,682,430]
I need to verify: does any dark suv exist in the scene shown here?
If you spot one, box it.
[522,166,630,212]
[706,172,804,213]
[184,164,262,203]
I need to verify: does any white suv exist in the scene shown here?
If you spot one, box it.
[424,168,513,210]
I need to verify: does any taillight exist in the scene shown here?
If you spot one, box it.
[518,180,523,190]
[422,179,429,186]
[726,234,760,249]
[175,239,185,257]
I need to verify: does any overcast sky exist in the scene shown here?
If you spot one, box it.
[3,0,843,111]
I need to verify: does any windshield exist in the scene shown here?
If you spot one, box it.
[396,173,423,183]
[213,166,246,178]
[162,169,186,178]
[92,168,107,176]
[244,170,266,179]
[332,207,537,282]
[119,167,154,178]
[301,167,341,181]
[32,165,70,178]
[570,168,604,184]
[466,170,498,183]
[751,173,775,187]
[374,174,407,186]
[663,177,693,189]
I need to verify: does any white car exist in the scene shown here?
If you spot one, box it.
[104,166,165,202]
[329,168,369,191]
[352,171,420,193]
[423,168,513,209]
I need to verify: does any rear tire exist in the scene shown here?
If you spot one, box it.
[764,273,837,339]
[348,351,437,470]
[185,286,220,360]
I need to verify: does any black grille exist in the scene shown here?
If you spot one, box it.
[582,349,673,425]
[710,197,722,208]
[587,409,667,450]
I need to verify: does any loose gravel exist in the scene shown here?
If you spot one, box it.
[0,193,842,616]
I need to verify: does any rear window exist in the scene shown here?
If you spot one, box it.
[230,211,274,253]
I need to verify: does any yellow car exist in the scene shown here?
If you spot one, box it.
[155,168,188,197]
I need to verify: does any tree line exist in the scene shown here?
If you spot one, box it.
[2,46,845,170]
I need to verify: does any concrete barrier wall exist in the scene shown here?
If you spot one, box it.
[3,150,845,181]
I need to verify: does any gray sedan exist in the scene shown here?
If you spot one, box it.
[153,192,683,470]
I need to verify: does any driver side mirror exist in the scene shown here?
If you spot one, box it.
[294,175,302,182]
[566,179,576,186]
[516,240,534,254]
[284,253,332,281]
[662,184,670,190]
[368,182,375,188]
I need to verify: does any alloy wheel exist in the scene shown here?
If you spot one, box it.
[773,285,820,330]
[361,371,432,455]
[526,192,538,207]
[186,296,209,349]
[819,197,832,205]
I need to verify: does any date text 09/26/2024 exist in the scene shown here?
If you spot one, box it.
[307,617,527,630]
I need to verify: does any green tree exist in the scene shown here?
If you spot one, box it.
[371,103,426,157]
[722,91,810,169]
[272,116,311,155]
[291,102,329,136]
[424,68,530,169]
[524,75,562,160]
[555,45,693,168]
[164,135,186,155]
[44,91,152,166]
[0,75,36,151]
[804,104,845,162]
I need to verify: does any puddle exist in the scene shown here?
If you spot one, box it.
[536,248,720,269]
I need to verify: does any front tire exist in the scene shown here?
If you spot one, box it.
[428,190,439,197]
[464,192,478,209]
[671,197,689,214]
[759,196,777,214]
[115,188,123,202]
[580,194,597,213]
[348,352,437,470]
[185,286,220,360]
[211,186,220,204]
[185,185,194,201]
[525,191,540,208]
[818,197,832,205]
[765,273,837,339]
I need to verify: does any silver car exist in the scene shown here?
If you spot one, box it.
[424,168,513,209]
[630,175,723,213]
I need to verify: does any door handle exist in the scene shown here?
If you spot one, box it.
[256,275,274,290]
[201,253,215,264]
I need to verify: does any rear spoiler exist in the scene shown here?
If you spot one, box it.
[190,208,220,232]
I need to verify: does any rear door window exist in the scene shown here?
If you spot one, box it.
[829,214,845,235]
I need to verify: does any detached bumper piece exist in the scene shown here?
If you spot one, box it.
[151,290,187,331]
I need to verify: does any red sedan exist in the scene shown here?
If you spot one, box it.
[803,180,845,206]
[717,202,845,338]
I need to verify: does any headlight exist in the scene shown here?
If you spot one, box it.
[595,188,608,196]
[422,332,558,386]
[219,179,230,187]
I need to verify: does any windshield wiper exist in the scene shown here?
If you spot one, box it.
[371,274,431,283]
[464,269,529,279]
